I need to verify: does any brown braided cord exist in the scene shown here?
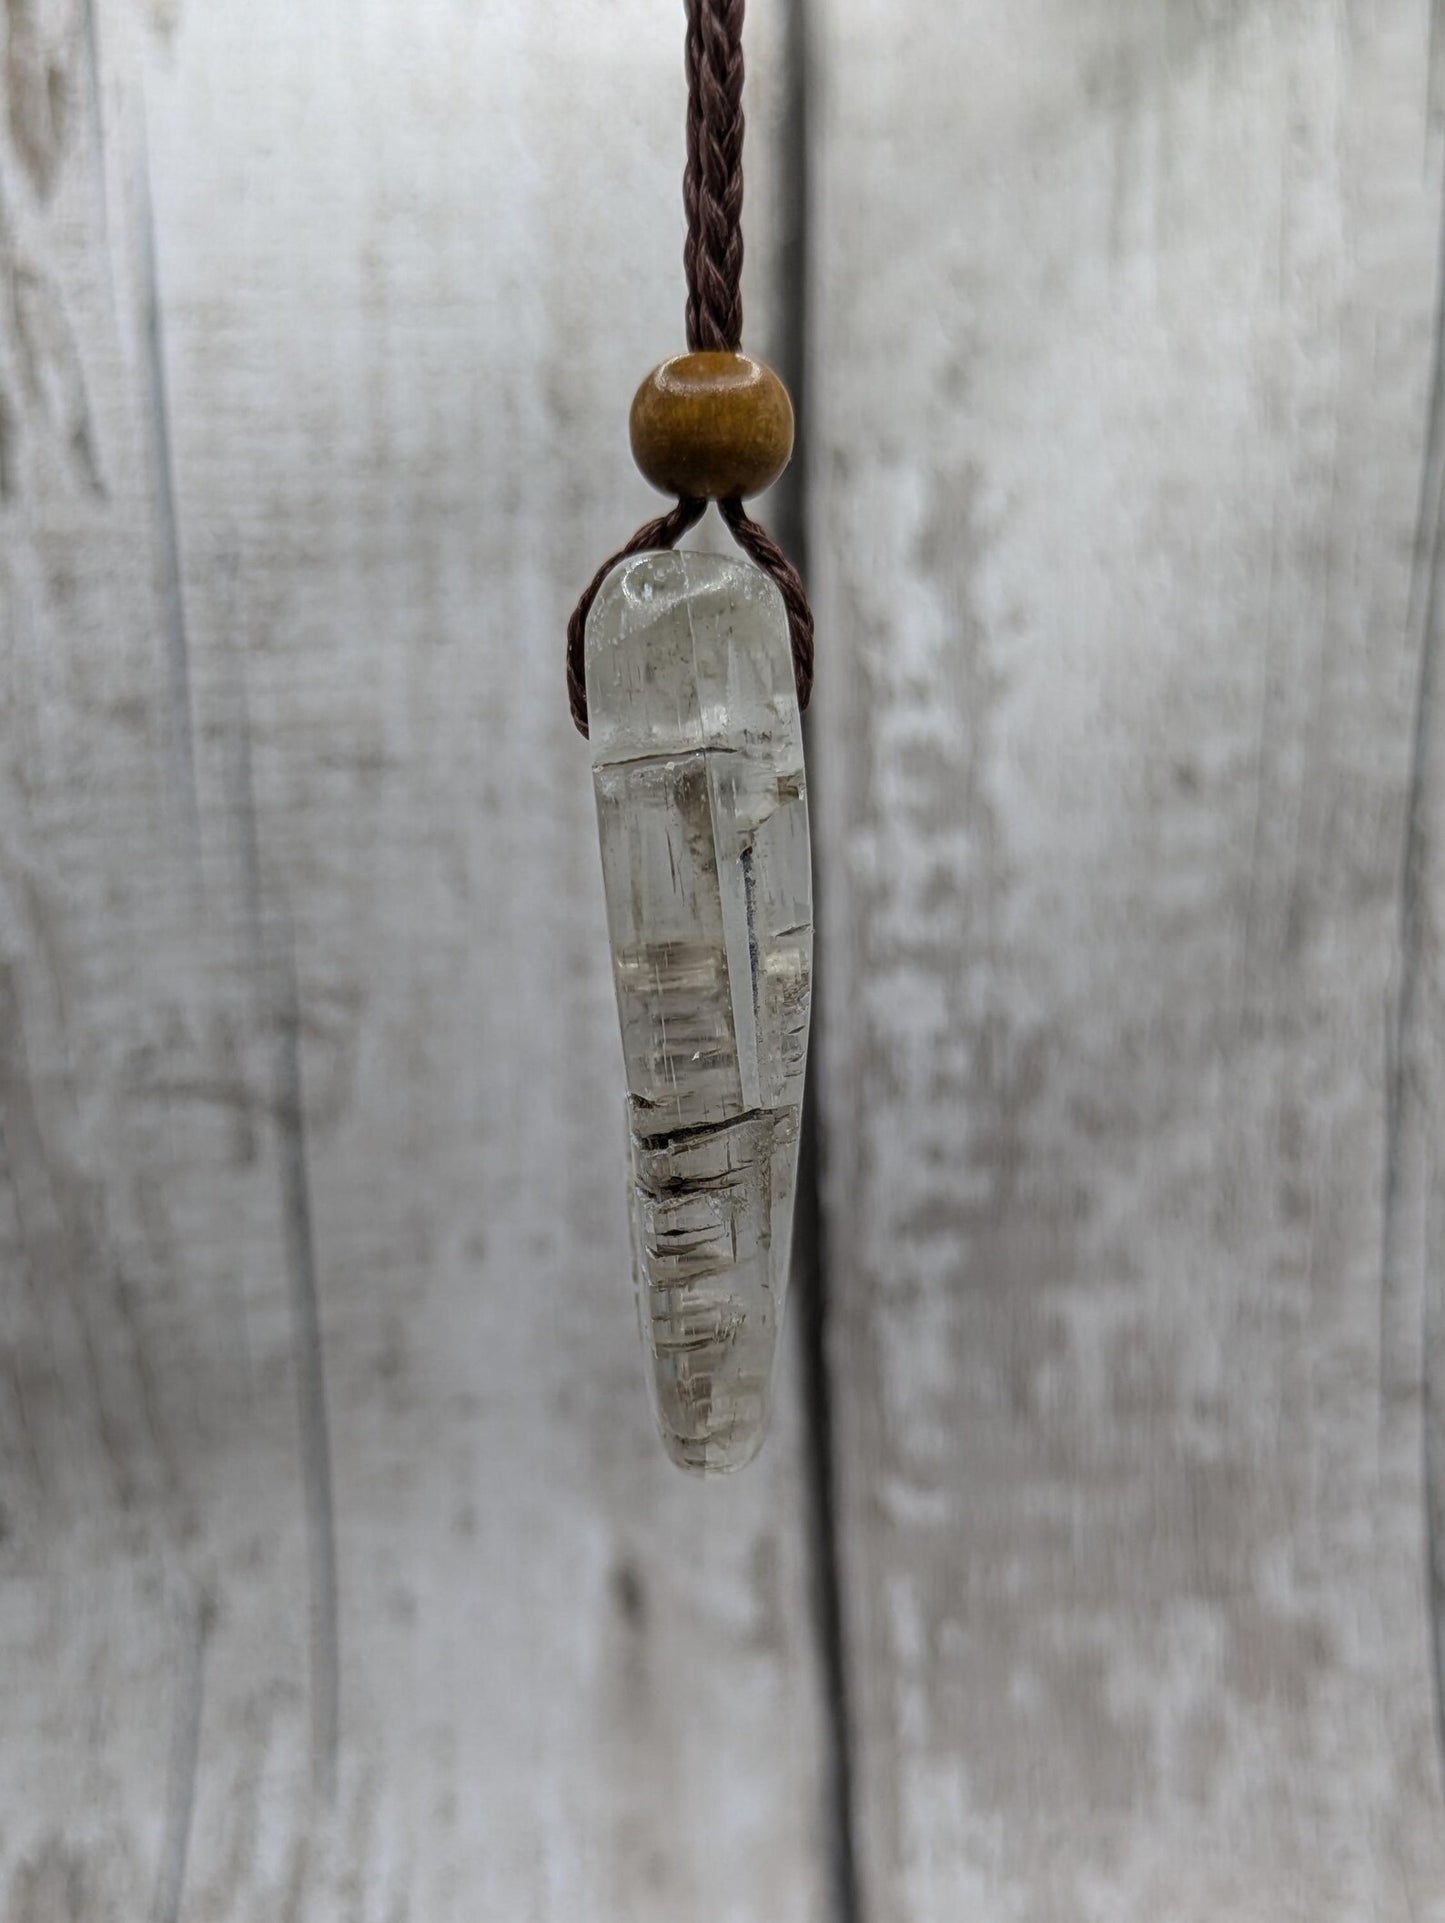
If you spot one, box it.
[719,496,814,707]
[684,0,745,352]
[567,0,814,737]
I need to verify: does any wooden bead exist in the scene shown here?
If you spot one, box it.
[629,352,794,501]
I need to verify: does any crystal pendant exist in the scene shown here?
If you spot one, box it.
[586,549,813,1472]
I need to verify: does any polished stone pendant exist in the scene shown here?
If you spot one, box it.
[586,549,812,1472]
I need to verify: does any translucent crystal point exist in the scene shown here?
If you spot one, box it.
[586,549,813,1473]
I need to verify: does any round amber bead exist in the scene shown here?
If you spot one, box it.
[629,352,794,500]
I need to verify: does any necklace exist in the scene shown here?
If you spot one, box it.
[567,0,814,1475]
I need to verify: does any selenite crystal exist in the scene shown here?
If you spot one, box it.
[586,549,813,1473]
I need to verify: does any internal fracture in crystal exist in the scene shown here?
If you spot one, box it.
[586,549,813,1472]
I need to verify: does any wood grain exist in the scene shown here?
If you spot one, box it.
[809,1,1445,1915]
[0,3,828,1918]
[13,0,1445,1914]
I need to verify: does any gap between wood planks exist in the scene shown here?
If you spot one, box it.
[1389,136,1445,1788]
[772,2,863,1918]
[108,0,856,1898]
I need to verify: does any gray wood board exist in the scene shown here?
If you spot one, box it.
[809,1,1445,1916]
[0,2,828,1918]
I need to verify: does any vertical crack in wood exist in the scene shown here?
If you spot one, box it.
[1388,166,1445,1784]
[776,3,862,1917]
[150,1579,209,1923]
[273,919,341,1802]
[227,650,341,1802]
[793,1093,863,1923]
[78,0,106,232]
[132,85,198,860]
[1431,0,1445,139]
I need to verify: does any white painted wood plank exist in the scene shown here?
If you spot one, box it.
[809,2,1445,1915]
[0,3,827,1918]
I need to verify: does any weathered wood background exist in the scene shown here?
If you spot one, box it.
[3,0,1445,1918]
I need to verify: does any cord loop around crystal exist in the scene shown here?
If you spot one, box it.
[565,0,814,738]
